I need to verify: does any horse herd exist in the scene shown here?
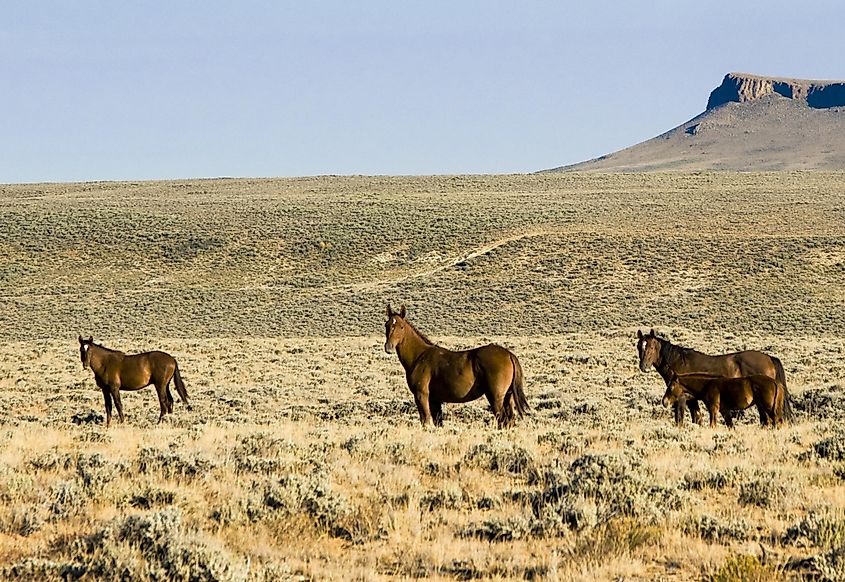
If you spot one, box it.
[77,305,793,430]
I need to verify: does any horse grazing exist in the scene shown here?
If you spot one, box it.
[663,373,786,429]
[78,336,191,426]
[383,305,528,428]
[636,329,794,424]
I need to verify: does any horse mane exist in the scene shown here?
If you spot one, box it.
[656,334,702,365]
[91,342,124,355]
[404,318,435,346]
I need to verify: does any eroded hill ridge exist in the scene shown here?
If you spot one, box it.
[707,72,845,110]
[549,72,845,172]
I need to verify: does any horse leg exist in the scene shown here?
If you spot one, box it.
[720,399,734,429]
[430,399,443,427]
[673,399,685,426]
[413,392,434,427]
[101,387,113,428]
[154,383,169,423]
[110,386,125,424]
[687,399,702,425]
[165,386,174,414]
[708,402,719,429]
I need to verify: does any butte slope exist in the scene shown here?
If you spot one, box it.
[550,73,845,172]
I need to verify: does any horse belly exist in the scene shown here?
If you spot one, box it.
[119,357,154,390]
[430,370,480,403]
[721,382,754,410]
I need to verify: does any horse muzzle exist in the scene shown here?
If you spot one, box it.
[639,362,650,373]
[384,342,394,354]
[662,396,671,408]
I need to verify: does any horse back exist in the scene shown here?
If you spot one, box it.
[684,349,776,379]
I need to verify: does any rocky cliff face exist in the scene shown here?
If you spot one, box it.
[707,73,845,110]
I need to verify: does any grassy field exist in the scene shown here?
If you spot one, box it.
[0,173,844,580]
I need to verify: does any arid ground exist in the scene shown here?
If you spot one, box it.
[0,173,844,580]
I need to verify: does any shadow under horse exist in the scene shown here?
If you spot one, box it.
[384,306,528,428]
[663,372,786,429]
[637,329,794,425]
[78,336,191,426]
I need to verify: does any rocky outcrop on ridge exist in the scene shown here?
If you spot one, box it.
[707,73,845,110]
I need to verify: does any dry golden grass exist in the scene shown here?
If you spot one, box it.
[0,173,844,580]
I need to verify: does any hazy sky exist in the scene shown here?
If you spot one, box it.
[2,1,843,182]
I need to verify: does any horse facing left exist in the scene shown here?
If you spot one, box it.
[384,305,528,428]
[78,336,191,426]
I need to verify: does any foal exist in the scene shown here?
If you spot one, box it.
[663,373,785,429]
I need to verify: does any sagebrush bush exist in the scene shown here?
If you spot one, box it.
[738,474,793,508]
[785,509,845,550]
[683,466,746,491]
[683,513,751,542]
[459,441,537,478]
[136,447,215,480]
[261,471,351,538]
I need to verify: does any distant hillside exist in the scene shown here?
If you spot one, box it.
[549,73,845,172]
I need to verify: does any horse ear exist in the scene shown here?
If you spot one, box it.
[649,328,655,337]
[637,330,643,340]
[88,336,93,343]
[386,305,393,318]
[399,305,406,318]
[78,335,83,344]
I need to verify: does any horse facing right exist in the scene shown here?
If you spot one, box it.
[78,336,191,426]
[663,373,786,429]
[384,305,528,428]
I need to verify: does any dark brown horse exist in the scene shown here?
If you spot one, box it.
[78,336,191,426]
[383,306,528,428]
[663,373,786,429]
[636,329,794,424]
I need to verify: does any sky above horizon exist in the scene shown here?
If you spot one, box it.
[2,1,843,183]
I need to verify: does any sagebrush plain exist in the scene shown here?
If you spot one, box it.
[0,173,844,580]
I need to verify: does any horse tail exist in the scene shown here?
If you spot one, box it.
[772,356,793,423]
[173,362,192,410]
[508,353,529,418]
[774,380,787,427]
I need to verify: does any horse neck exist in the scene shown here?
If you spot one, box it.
[654,339,685,383]
[657,339,715,380]
[88,344,119,374]
[396,323,433,372]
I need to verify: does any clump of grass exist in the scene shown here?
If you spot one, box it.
[568,517,662,561]
[708,554,780,582]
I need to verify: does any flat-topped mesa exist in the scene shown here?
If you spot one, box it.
[706,72,845,110]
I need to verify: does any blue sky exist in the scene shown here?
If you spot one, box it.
[2,1,843,182]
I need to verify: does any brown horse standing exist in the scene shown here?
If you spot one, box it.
[78,336,191,426]
[663,373,786,429]
[383,306,528,428]
[636,329,794,424]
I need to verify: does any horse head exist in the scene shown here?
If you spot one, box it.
[78,335,94,369]
[384,305,408,354]
[636,328,662,372]
[662,375,686,408]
